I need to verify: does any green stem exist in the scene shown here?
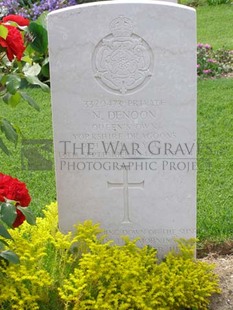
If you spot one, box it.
[0,52,6,63]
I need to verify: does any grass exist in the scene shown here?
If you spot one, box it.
[197,4,233,49]
[197,78,233,241]
[0,4,233,243]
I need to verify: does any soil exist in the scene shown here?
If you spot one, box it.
[196,241,233,309]
[222,72,233,79]
[200,254,233,310]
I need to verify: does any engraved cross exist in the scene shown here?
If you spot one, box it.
[107,166,144,224]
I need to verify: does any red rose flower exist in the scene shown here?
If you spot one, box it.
[0,173,13,201]
[2,14,30,27]
[0,173,31,228]
[0,24,26,61]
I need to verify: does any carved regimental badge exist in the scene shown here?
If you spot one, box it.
[92,16,153,95]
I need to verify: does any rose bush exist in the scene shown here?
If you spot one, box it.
[0,14,49,155]
[0,172,35,264]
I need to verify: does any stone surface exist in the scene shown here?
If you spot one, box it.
[48,0,196,257]
[156,0,177,2]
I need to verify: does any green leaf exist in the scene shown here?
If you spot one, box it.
[17,207,36,225]
[23,63,41,77]
[0,238,9,247]
[0,222,13,240]
[0,25,8,40]
[3,92,21,107]
[20,92,40,111]
[29,22,48,54]
[0,137,10,155]
[0,119,18,144]
[0,250,20,264]
[25,75,49,92]
[6,75,21,94]
[0,202,17,227]
[41,62,50,79]
[0,74,7,86]
[2,93,10,105]
[21,55,32,64]
[36,11,48,29]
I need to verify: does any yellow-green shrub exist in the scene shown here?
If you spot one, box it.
[0,202,220,310]
[0,202,74,310]
[59,236,220,310]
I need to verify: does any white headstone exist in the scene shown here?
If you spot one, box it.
[48,0,196,258]
[155,0,177,2]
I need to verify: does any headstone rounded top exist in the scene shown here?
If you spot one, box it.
[48,0,195,17]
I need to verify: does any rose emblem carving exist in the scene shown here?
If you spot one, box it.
[92,16,153,95]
